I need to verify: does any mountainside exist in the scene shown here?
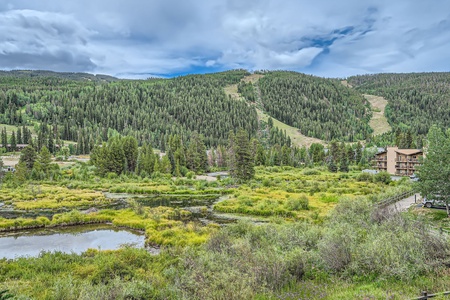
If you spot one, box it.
[1,69,447,151]
[0,70,257,150]
[348,73,450,137]
[0,70,119,82]
[255,71,373,142]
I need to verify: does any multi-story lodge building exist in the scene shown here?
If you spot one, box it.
[373,146,423,176]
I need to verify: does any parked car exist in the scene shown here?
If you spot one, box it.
[409,174,419,181]
[422,197,446,208]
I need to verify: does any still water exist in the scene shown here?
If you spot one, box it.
[0,225,145,259]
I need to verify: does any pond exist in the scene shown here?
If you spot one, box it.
[0,224,145,259]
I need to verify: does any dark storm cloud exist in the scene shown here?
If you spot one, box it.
[1,0,450,77]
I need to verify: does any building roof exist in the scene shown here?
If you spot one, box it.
[375,151,387,156]
[395,149,423,155]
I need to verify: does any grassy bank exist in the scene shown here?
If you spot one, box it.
[1,197,448,299]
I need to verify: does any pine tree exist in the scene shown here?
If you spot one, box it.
[255,143,266,166]
[17,128,22,145]
[19,145,37,170]
[216,145,227,168]
[14,161,28,185]
[122,136,138,172]
[355,142,362,164]
[329,140,339,164]
[160,155,172,174]
[22,126,28,145]
[186,132,207,173]
[10,131,16,152]
[227,131,237,175]
[230,129,254,181]
[91,143,109,176]
[108,137,125,175]
[37,146,52,176]
[48,135,54,154]
[328,159,338,173]
[1,128,7,150]
[77,133,83,155]
[309,143,325,164]
[153,156,161,173]
[339,156,349,172]
[37,131,45,152]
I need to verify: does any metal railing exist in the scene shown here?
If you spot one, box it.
[376,190,415,208]
[412,290,450,299]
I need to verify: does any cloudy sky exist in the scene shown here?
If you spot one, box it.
[1,0,449,78]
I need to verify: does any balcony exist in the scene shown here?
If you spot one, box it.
[408,159,419,163]
[395,165,408,169]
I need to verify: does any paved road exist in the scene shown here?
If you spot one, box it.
[387,193,421,212]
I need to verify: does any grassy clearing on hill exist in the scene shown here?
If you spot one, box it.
[0,123,35,136]
[256,109,325,147]
[364,94,392,136]
[223,73,325,147]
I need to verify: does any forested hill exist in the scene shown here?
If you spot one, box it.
[0,70,257,150]
[347,73,450,137]
[0,70,118,82]
[255,71,372,142]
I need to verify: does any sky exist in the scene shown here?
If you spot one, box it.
[1,0,449,79]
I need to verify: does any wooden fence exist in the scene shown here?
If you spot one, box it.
[376,190,415,208]
[412,290,450,299]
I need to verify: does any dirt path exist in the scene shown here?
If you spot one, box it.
[387,193,421,212]
[364,94,391,136]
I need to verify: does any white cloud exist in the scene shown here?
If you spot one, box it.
[0,0,449,77]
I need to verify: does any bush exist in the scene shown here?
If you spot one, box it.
[302,168,321,176]
[106,172,118,179]
[356,172,374,182]
[286,195,309,210]
[374,171,392,184]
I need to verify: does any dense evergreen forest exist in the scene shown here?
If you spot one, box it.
[257,71,373,141]
[0,70,118,82]
[348,73,450,138]
[0,70,257,150]
[1,69,448,154]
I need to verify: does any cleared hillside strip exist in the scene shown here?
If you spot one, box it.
[348,73,450,137]
[258,71,372,141]
[363,94,392,136]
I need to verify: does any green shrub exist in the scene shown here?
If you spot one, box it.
[106,172,118,179]
[302,168,321,176]
[286,195,309,210]
[356,172,374,182]
[374,171,392,184]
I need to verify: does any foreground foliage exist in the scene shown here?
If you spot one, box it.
[1,197,449,299]
[416,125,450,215]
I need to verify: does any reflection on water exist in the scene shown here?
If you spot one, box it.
[0,225,145,259]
